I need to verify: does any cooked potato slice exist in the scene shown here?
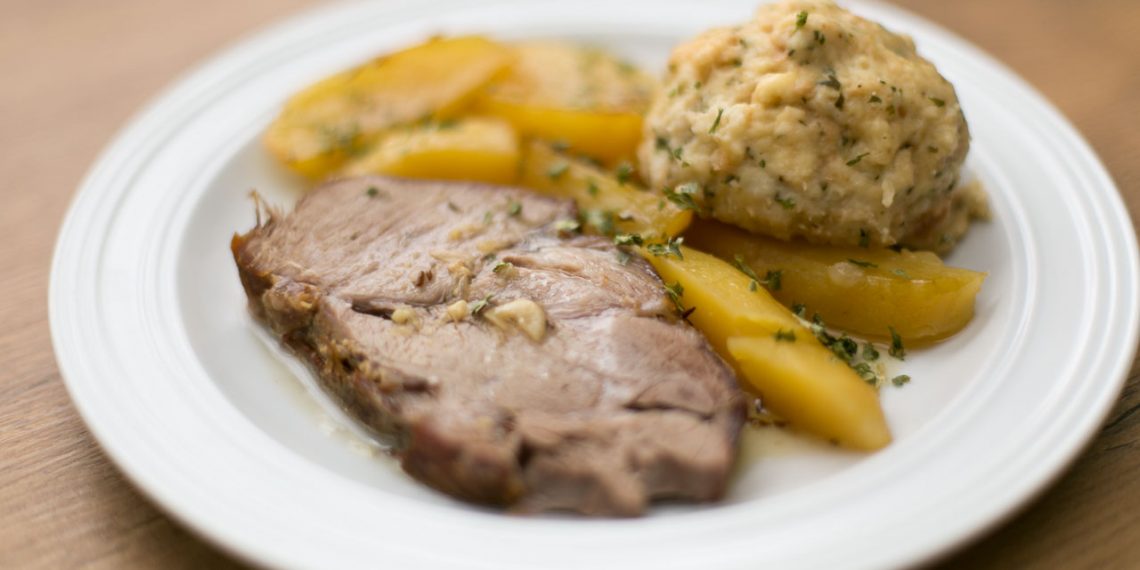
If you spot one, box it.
[519,141,691,239]
[726,337,891,451]
[685,221,985,344]
[341,118,519,185]
[643,245,890,450]
[264,36,513,178]
[478,42,655,163]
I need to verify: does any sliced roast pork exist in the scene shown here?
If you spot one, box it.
[231,176,745,515]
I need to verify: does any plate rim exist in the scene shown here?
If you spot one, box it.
[49,1,1140,568]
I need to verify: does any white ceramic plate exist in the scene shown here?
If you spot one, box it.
[50,1,1139,568]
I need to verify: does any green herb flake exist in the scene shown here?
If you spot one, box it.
[928,96,946,107]
[795,11,808,29]
[792,303,807,317]
[892,268,911,279]
[615,249,632,265]
[863,342,880,361]
[888,326,906,360]
[664,182,702,213]
[647,236,684,260]
[846,152,869,166]
[869,94,882,103]
[761,269,783,291]
[483,211,494,225]
[775,194,795,210]
[891,374,912,387]
[582,209,616,236]
[709,107,725,134]
[365,186,379,198]
[469,295,493,316]
[819,74,842,91]
[507,201,522,217]
[847,258,877,268]
[615,162,633,184]
[613,233,644,247]
[547,162,569,180]
[664,281,687,314]
[732,254,761,290]
[655,136,670,152]
[774,329,797,342]
[553,218,581,236]
[853,362,878,384]
[492,261,514,274]
[586,179,599,196]
[838,335,858,358]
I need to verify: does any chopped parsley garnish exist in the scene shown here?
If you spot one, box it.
[647,236,684,260]
[761,269,783,291]
[664,281,688,314]
[795,11,808,29]
[891,374,911,387]
[892,268,911,279]
[846,152,869,166]
[732,254,764,292]
[709,108,724,134]
[469,295,492,316]
[615,162,633,184]
[655,136,670,151]
[792,303,807,317]
[613,233,644,247]
[582,209,616,236]
[775,194,795,210]
[819,74,841,90]
[869,94,882,103]
[547,162,569,179]
[863,342,880,361]
[774,329,796,342]
[615,249,632,265]
[483,211,494,225]
[847,258,877,268]
[365,186,379,198]
[507,201,522,217]
[586,179,599,196]
[492,261,514,273]
[671,146,684,162]
[856,362,881,384]
[664,182,702,212]
[928,96,946,107]
[837,335,858,359]
[553,219,581,235]
[888,326,906,360]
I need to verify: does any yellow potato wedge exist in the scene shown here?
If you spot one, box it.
[477,42,655,163]
[519,141,691,239]
[643,244,891,450]
[685,221,985,345]
[726,337,891,451]
[264,36,513,178]
[341,118,520,185]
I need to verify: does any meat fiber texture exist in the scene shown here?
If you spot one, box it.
[232,176,745,516]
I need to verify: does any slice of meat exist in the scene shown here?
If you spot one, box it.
[232,176,745,516]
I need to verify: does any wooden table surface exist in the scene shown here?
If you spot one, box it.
[2,0,1138,567]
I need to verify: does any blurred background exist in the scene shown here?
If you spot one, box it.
[2,1,1137,568]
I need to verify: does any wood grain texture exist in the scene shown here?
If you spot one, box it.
[1,0,1136,568]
